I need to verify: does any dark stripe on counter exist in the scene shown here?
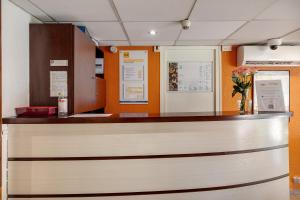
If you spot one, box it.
[8,174,289,198]
[8,144,288,161]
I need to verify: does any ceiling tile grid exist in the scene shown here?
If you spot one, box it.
[10,0,54,22]
[190,0,276,21]
[124,22,181,41]
[229,20,300,42]
[283,29,300,44]
[30,0,118,21]
[99,40,130,46]
[131,41,175,46]
[8,0,300,46]
[179,21,246,40]
[176,40,222,46]
[73,22,127,41]
[256,0,300,20]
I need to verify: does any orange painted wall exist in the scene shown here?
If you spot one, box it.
[222,46,300,189]
[102,46,160,114]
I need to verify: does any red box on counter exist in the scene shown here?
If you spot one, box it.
[15,106,58,117]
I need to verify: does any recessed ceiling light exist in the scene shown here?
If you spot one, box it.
[149,30,157,36]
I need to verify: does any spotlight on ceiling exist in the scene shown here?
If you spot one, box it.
[149,30,157,36]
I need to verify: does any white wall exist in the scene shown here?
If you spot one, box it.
[2,0,41,117]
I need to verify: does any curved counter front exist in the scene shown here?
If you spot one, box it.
[2,112,291,200]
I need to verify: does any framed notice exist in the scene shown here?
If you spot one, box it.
[168,62,213,92]
[255,80,285,112]
[50,71,68,97]
[119,50,148,103]
[254,71,289,112]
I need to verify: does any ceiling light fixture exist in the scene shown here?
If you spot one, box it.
[149,30,157,36]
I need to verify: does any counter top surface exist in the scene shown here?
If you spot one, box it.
[2,111,292,124]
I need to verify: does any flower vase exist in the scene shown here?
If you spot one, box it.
[240,90,248,114]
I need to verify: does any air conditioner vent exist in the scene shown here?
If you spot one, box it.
[238,46,300,67]
[245,61,299,65]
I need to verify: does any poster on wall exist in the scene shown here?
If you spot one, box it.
[120,50,148,103]
[168,62,213,92]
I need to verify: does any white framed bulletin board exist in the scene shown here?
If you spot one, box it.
[159,46,221,113]
[119,50,148,104]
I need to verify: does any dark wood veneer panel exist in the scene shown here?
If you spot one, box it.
[2,112,292,124]
[30,24,74,110]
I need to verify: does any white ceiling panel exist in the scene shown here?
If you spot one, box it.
[73,22,126,40]
[221,39,265,45]
[190,0,276,21]
[229,21,300,41]
[9,0,53,21]
[30,0,117,21]
[257,0,300,20]
[131,41,174,46]
[99,40,130,46]
[180,21,245,40]
[176,40,222,46]
[124,22,181,41]
[283,29,300,44]
[114,0,195,21]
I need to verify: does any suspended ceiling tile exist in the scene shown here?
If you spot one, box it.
[221,39,266,45]
[73,22,126,41]
[229,20,300,41]
[176,40,222,46]
[30,0,117,21]
[9,0,53,21]
[179,21,246,40]
[257,0,300,20]
[190,0,276,21]
[114,0,195,21]
[98,40,130,46]
[131,41,174,46]
[124,22,181,41]
[283,29,300,44]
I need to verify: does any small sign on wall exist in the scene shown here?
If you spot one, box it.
[50,60,69,67]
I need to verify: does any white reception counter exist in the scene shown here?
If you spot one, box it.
[2,112,291,200]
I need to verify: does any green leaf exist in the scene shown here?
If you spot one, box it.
[232,77,238,82]
[233,85,243,93]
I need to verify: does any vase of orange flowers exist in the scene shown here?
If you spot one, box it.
[232,67,257,113]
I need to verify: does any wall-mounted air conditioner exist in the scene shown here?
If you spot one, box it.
[237,46,300,67]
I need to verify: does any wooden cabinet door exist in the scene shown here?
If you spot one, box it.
[73,27,96,113]
[30,24,73,108]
